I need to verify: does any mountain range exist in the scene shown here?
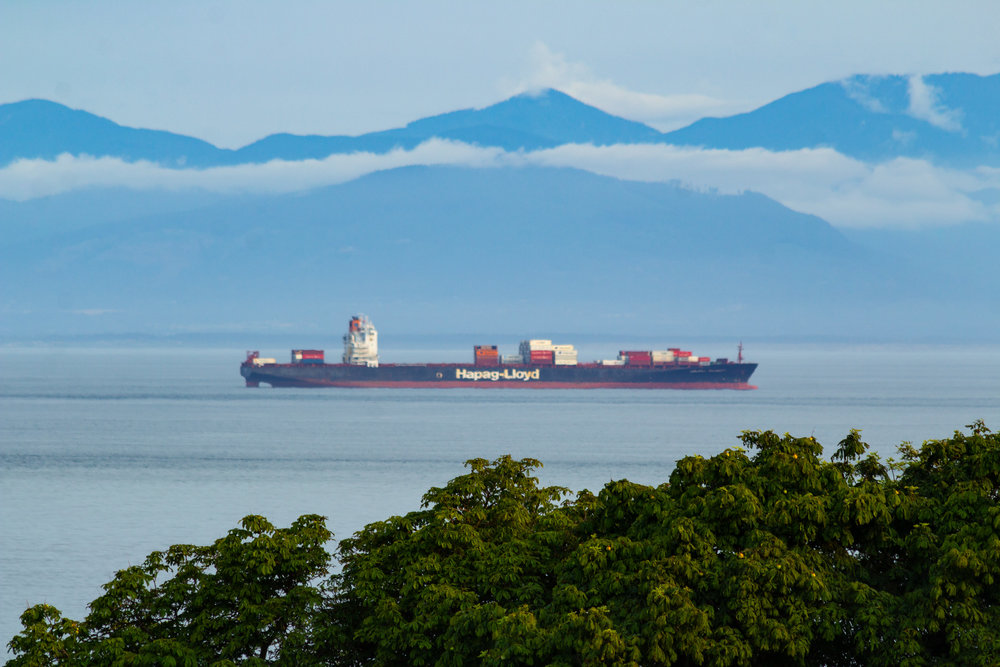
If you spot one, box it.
[2,73,999,342]
[4,73,999,167]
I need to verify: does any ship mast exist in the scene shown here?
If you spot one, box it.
[738,341,743,364]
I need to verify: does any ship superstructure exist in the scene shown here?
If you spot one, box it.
[343,315,378,367]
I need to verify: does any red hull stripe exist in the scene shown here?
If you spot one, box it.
[264,379,757,390]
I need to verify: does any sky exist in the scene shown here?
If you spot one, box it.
[3,1,1000,228]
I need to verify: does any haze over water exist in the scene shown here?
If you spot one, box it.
[3,342,1000,651]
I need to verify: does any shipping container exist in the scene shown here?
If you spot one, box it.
[651,351,675,362]
[553,358,578,366]
[252,357,277,366]
[624,350,652,366]
[292,349,324,362]
[501,355,525,365]
[599,359,626,366]
[529,350,554,364]
[552,344,576,352]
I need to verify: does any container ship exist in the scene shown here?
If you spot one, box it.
[241,315,756,389]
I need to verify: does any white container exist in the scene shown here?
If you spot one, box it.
[252,357,277,366]
[553,358,578,365]
[552,344,576,352]
[600,359,626,366]
[502,355,525,364]
[652,351,675,362]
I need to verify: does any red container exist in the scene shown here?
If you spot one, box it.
[529,351,554,364]
[293,349,324,360]
[623,350,652,366]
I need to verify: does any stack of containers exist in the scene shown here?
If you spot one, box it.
[651,350,676,364]
[519,339,552,356]
[474,345,500,366]
[552,344,578,366]
[520,339,553,364]
[292,349,324,364]
[698,356,711,365]
[621,350,652,366]
[529,349,554,365]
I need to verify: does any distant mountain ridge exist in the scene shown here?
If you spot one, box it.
[0,90,664,167]
[3,73,999,168]
[662,73,1000,167]
[0,99,224,167]
[5,164,994,340]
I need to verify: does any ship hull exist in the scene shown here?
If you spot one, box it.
[240,362,758,389]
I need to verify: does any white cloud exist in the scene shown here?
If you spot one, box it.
[840,76,889,113]
[511,42,741,131]
[516,143,994,228]
[0,141,507,201]
[907,75,963,132]
[2,140,997,230]
[70,308,118,316]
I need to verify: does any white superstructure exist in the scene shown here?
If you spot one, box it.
[342,314,379,366]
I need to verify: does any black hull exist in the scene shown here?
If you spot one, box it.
[240,362,758,389]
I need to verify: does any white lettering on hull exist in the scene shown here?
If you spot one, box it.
[455,368,541,382]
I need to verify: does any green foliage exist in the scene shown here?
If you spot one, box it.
[9,427,1000,665]
[8,514,332,666]
[333,455,575,665]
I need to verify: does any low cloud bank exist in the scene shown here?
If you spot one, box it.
[3,139,998,229]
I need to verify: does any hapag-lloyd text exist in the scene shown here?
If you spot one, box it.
[456,368,541,382]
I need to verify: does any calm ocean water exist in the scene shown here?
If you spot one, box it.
[2,342,1000,650]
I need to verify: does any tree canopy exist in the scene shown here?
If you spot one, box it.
[8,423,1000,665]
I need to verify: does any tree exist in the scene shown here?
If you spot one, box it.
[7,514,332,666]
[332,455,578,665]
